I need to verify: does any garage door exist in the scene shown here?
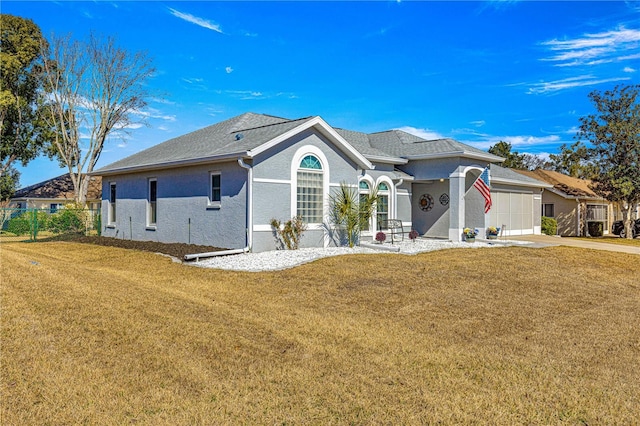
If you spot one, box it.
[488,191,534,236]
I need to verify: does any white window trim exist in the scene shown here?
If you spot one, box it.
[290,146,330,225]
[359,175,375,235]
[208,171,222,209]
[147,178,157,228]
[108,182,117,226]
[374,176,394,232]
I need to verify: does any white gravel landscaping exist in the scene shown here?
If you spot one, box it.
[191,238,530,272]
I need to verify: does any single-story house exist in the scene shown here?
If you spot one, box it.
[516,169,614,236]
[94,113,549,252]
[9,174,102,212]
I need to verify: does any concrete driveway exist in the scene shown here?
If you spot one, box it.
[508,234,640,255]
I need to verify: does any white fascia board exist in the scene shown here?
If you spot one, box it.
[395,174,415,182]
[491,177,554,188]
[247,116,374,170]
[93,152,248,176]
[366,154,408,165]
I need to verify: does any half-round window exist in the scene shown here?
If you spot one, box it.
[300,155,322,170]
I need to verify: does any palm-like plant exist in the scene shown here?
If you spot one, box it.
[329,182,379,248]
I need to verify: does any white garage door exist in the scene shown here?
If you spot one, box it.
[489,191,534,236]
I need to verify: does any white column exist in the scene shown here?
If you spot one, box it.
[448,168,466,242]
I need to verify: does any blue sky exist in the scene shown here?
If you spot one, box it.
[5,0,640,187]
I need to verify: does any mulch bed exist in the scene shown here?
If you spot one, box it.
[42,235,225,260]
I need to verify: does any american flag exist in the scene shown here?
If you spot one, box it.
[473,167,492,213]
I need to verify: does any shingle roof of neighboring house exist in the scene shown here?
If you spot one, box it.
[515,169,600,198]
[93,112,503,175]
[12,174,102,200]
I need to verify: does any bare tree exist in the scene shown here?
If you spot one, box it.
[41,33,155,204]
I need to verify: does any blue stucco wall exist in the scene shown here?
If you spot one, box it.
[101,161,248,250]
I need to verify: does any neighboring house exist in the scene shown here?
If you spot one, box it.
[93,113,549,252]
[516,169,613,236]
[9,174,102,212]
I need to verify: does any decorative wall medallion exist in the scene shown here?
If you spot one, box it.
[439,193,450,206]
[419,193,434,211]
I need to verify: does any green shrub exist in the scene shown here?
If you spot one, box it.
[94,210,102,236]
[48,208,85,234]
[6,213,31,236]
[541,216,557,236]
[34,210,49,231]
[587,221,603,237]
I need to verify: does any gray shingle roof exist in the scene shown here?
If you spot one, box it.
[95,113,313,173]
[368,130,500,160]
[95,112,506,177]
[334,128,400,159]
[489,164,552,187]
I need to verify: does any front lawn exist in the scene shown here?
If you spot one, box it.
[2,242,639,424]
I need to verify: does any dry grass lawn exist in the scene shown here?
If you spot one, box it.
[1,242,639,424]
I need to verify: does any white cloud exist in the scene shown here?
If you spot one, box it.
[168,8,223,34]
[133,107,177,122]
[623,66,636,73]
[527,75,630,95]
[541,26,640,67]
[122,123,144,130]
[182,77,204,84]
[395,126,445,140]
[470,120,486,127]
[469,134,561,150]
[225,67,233,74]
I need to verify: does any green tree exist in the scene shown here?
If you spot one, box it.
[0,165,20,201]
[577,84,640,239]
[488,141,526,169]
[40,32,155,205]
[0,14,52,178]
[547,141,595,178]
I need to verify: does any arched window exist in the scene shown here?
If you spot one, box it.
[297,155,323,223]
[359,180,371,231]
[377,182,389,228]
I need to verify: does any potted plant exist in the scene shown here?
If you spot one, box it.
[486,226,500,240]
[408,229,419,243]
[375,231,387,244]
[463,227,478,242]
